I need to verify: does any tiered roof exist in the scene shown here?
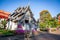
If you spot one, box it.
[0,10,10,19]
[11,6,36,22]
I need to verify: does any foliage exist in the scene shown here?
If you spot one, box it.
[39,22,46,28]
[39,10,58,29]
[57,13,60,19]
[40,10,52,21]
[50,18,58,28]
[39,10,51,29]
[39,18,58,28]
[1,19,7,29]
[57,13,60,26]
[0,30,14,35]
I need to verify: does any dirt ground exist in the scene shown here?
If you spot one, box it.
[49,30,60,35]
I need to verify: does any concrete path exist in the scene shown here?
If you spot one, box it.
[0,32,60,40]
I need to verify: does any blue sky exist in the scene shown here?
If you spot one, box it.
[0,0,60,20]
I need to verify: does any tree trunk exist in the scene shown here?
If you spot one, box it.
[4,25,6,29]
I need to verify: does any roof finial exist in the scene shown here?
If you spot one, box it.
[27,0,30,8]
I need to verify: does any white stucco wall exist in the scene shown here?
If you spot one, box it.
[6,21,17,30]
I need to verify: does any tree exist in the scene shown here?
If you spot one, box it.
[57,13,60,19]
[39,10,59,31]
[40,10,52,21]
[39,10,52,29]
[39,22,46,28]
[50,18,58,28]
[1,19,7,29]
[57,13,60,26]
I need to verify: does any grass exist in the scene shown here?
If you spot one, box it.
[0,29,14,35]
[40,28,48,32]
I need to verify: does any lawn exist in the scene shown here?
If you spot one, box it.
[0,29,14,35]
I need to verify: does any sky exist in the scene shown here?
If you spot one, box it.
[0,0,60,20]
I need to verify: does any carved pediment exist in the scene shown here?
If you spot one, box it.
[10,6,36,24]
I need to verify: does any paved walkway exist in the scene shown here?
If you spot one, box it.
[0,32,60,40]
[35,32,60,40]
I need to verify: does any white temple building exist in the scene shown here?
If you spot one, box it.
[6,6,38,30]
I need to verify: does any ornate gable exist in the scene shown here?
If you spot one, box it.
[10,6,37,27]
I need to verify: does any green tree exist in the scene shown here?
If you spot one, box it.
[39,10,58,31]
[39,10,52,29]
[57,13,60,19]
[50,18,58,28]
[1,19,7,29]
[57,13,60,27]
[39,22,46,28]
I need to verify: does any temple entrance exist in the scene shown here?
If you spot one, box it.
[25,20,29,23]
